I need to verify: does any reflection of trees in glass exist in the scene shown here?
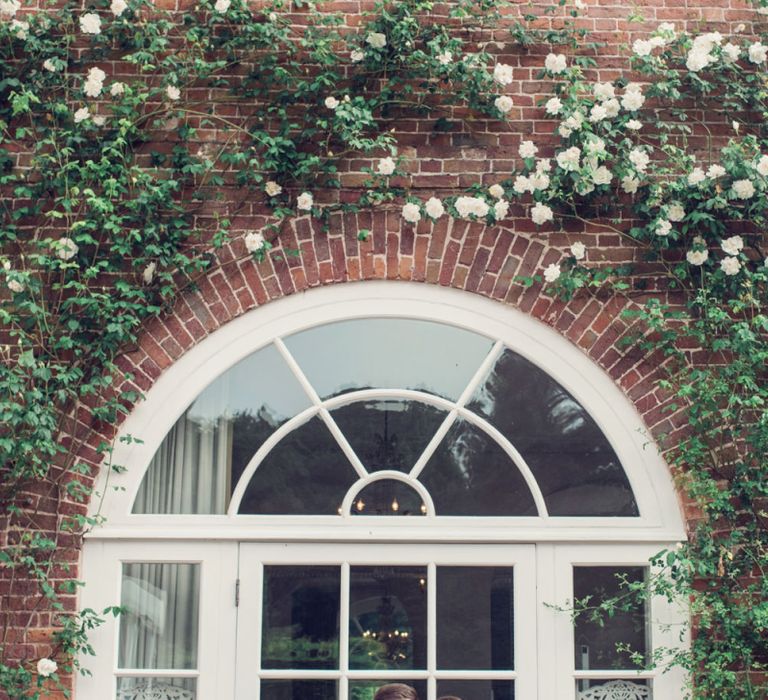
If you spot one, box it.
[468,350,638,516]
[261,629,338,668]
[230,408,282,491]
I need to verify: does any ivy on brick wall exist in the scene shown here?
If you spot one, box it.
[0,0,766,697]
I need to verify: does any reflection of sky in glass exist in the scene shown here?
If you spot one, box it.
[186,343,311,424]
[285,319,493,400]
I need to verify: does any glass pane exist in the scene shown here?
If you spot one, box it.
[573,567,648,670]
[238,417,358,514]
[436,679,515,700]
[351,480,426,517]
[261,679,338,700]
[116,677,196,699]
[575,678,651,699]
[118,563,199,670]
[437,567,514,670]
[419,420,536,516]
[285,319,492,401]
[331,400,447,472]
[262,566,340,669]
[349,680,427,700]
[467,349,637,516]
[349,566,428,670]
[133,343,311,514]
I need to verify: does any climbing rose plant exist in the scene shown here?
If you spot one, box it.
[0,0,766,697]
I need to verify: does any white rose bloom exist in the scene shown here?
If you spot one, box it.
[495,95,514,114]
[488,184,505,199]
[55,237,78,260]
[111,0,128,15]
[37,659,57,677]
[531,202,554,225]
[586,138,606,156]
[545,97,562,115]
[43,59,57,72]
[425,197,445,219]
[324,96,339,110]
[757,155,768,176]
[531,173,550,190]
[629,148,650,172]
[667,202,685,222]
[749,42,768,64]
[721,235,744,256]
[109,82,125,96]
[558,124,572,138]
[686,248,709,266]
[735,23,746,33]
[350,49,365,63]
[454,196,489,218]
[688,167,706,185]
[603,98,620,118]
[493,63,514,86]
[402,202,421,224]
[578,181,595,196]
[722,42,741,62]
[592,166,612,185]
[544,53,567,73]
[589,103,607,122]
[626,119,642,130]
[437,50,452,65]
[622,175,640,194]
[593,82,615,101]
[88,67,106,83]
[536,158,552,173]
[706,164,726,179]
[7,277,24,293]
[494,200,510,220]
[732,179,755,199]
[655,219,672,236]
[693,32,722,52]
[11,19,28,39]
[93,115,106,126]
[84,80,102,97]
[74,107,90,123]
[265,181,282,197]
[563,112,583,130]
[649,36,666,49]
[733,120,740,134]
[633,39,653,56]
[570,241,586,259]
[244,231,266,253]
[142,261,156,284]
[80,12,101,34]
[366,32,386,49]
[543,263,561,282]
[377,157,396,176]
[297,192,314,211]
[214,0,230,11]
[0,0,20,17]
[621,89,645,111]
[166,85,181,101]
[518,140,538,159]
[657,22,676,38]
[556,146,581,172]
[720,256,741,275]
[686,48,712,72]
[513,175,532,194]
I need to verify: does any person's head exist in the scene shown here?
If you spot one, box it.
[373,683,419,700]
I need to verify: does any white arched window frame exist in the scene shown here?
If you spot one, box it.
[79,282,688,700]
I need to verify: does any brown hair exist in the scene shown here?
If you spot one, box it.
[437,696,462,700]
[373,684,419,700]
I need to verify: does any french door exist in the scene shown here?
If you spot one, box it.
[235,544,537,700]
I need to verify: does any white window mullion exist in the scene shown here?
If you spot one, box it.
[340,562,350,700]
[428,561,437,700]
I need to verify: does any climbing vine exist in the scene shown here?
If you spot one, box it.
[0,0,766,697]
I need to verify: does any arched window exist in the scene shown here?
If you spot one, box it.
[80,283,686,700]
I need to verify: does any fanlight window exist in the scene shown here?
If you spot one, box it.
[133,319,638,518]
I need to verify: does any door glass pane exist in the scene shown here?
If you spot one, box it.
[118,563,199,670]
[133,343,311,514]
[351,480,426,517]
[116,677,196,699]
[349,566,428,670]
[262,565,340,670]
[349,680,427,700]
[575,678,651,699]
[284,319,492,401]
[573,567,648,670]
[467,349,638,516]
[419,420,537,515]
[436,679,515,700]
[260,679,338,700]
[239,417,358,514]
[331,400,447,472]
[437,567,514,670]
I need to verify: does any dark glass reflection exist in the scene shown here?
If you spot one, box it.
[351,480,426,517]
[285,319,493,400]
[261,680,338,700]
[349,566,428,671]
[437,567,514,670]
[419,420,537,516]
[349,680,427,700]
[239,417,358,514]
[261,566,340,670]
[436,679,515,700]
[134,343,310,514]
[331,401,447,472]
[574,567,648,670]
[467,350,638,516]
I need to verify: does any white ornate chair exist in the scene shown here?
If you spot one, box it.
[116,682,195,700]
[577,680,651,700]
